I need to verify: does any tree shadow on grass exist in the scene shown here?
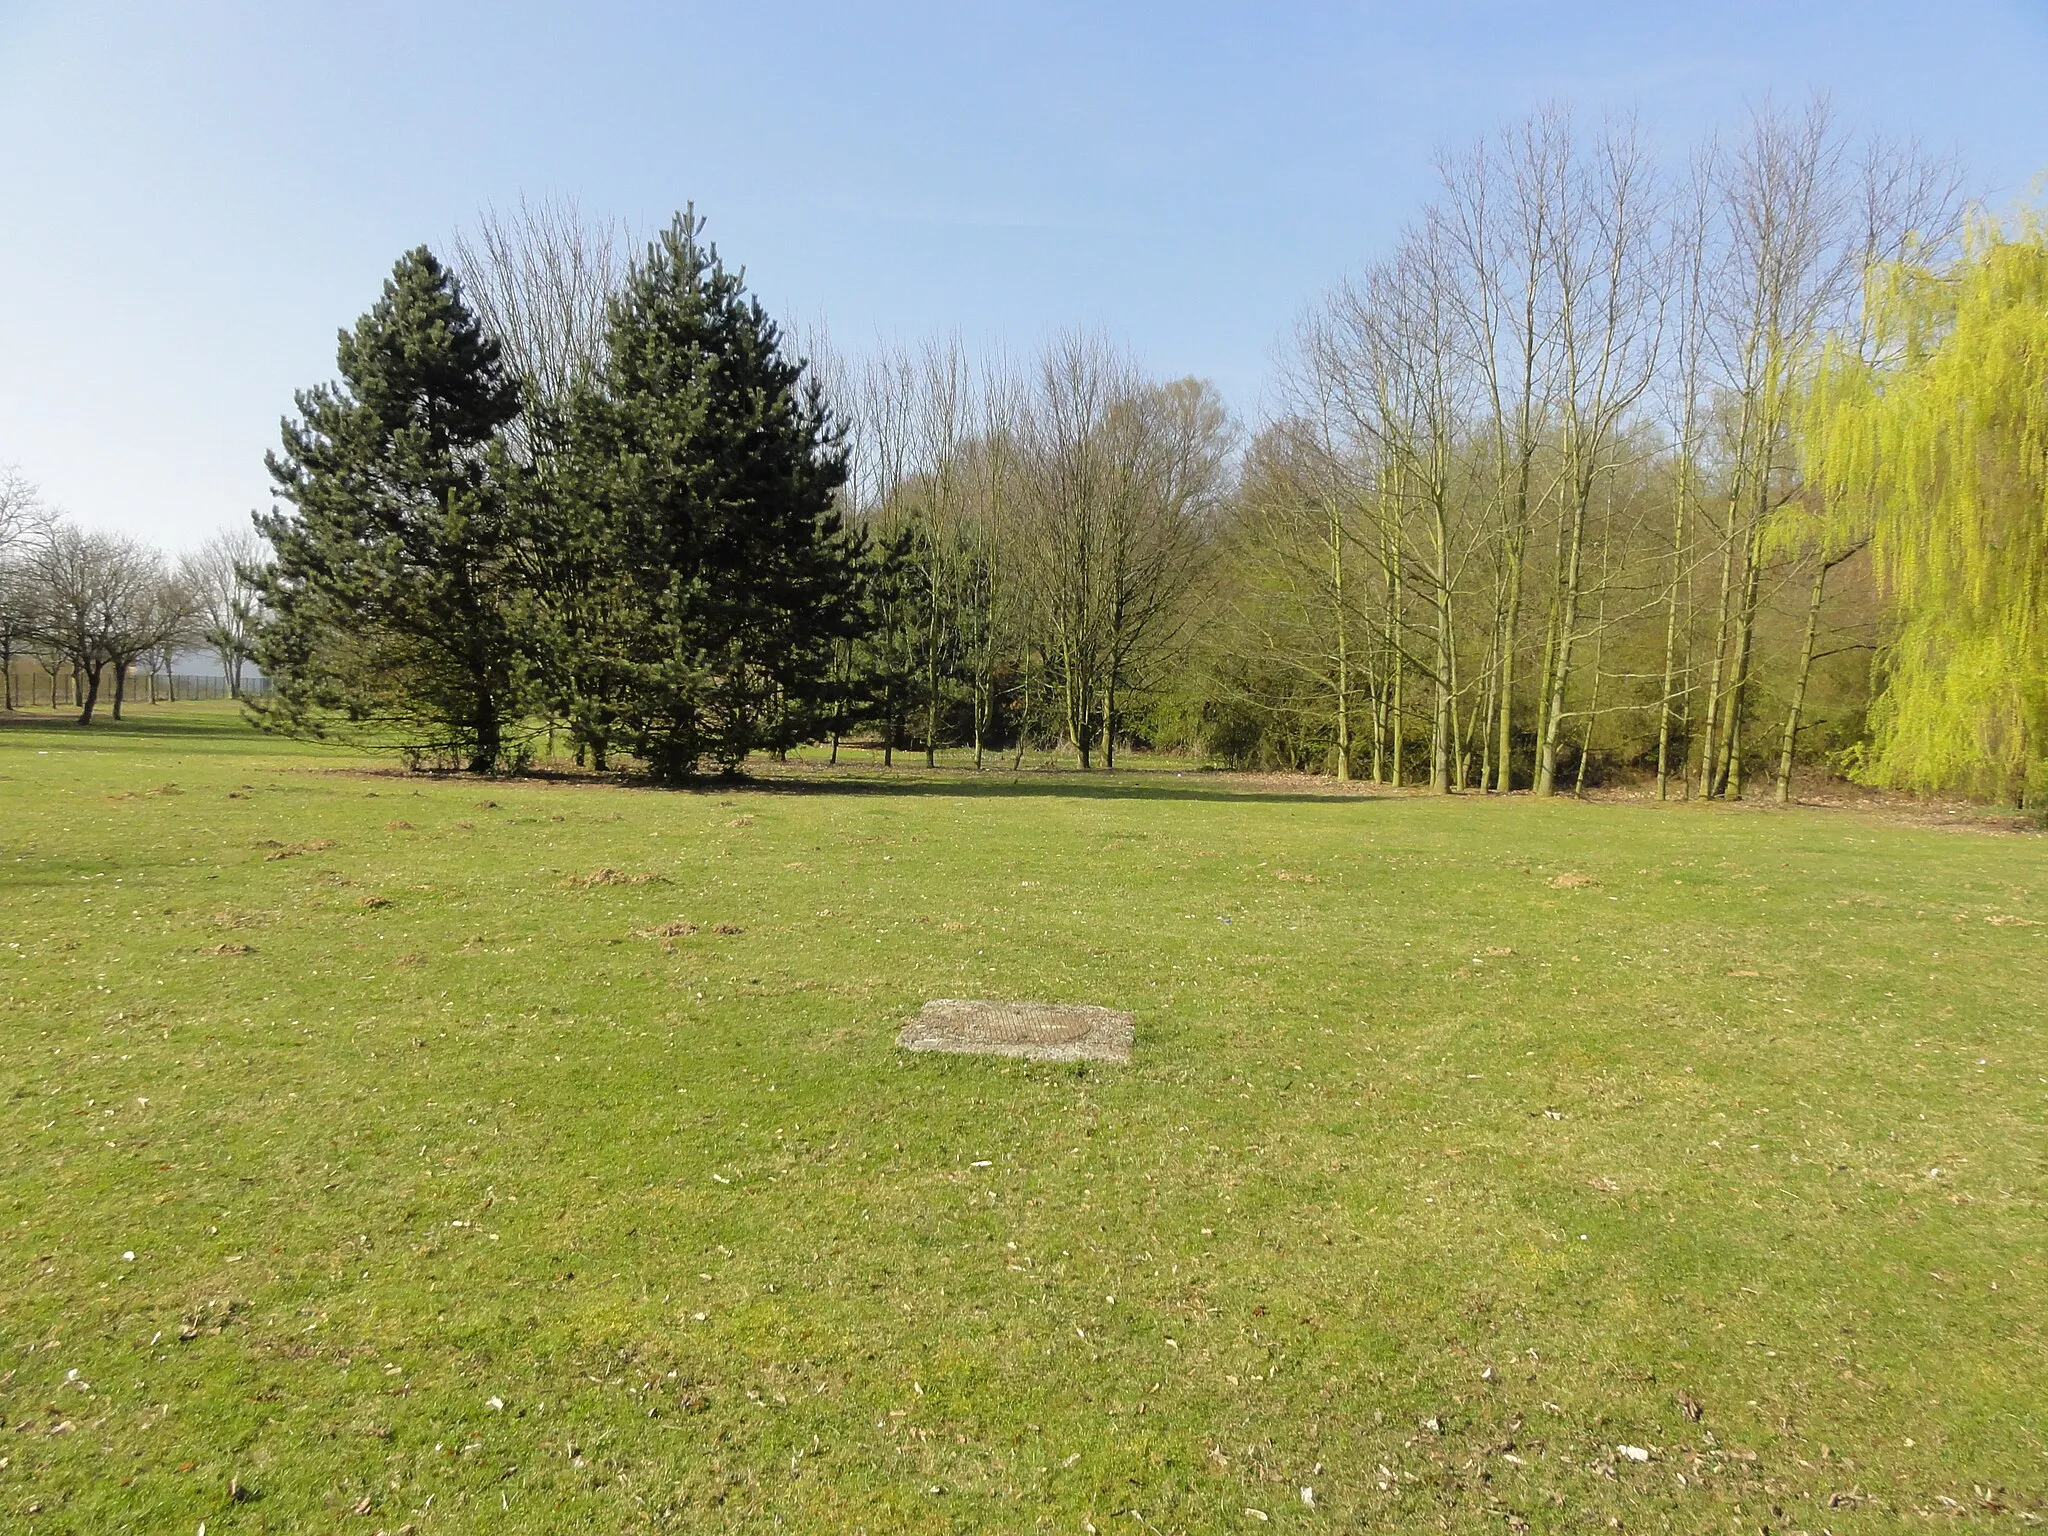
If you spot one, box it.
[0,705,1400,809]
[0,706,255,744]
[689,765,1399,809]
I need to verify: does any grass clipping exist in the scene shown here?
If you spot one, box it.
[898,999,1134,1063]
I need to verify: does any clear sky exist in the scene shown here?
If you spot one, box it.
[4,1,2047,548]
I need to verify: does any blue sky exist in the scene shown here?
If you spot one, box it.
[4,0,2047,546]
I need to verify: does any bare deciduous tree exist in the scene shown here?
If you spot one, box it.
[451,196,628,454]
[181,526,270,698]
[25,525,178,723]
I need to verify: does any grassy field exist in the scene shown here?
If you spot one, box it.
[2,703,2043,1533]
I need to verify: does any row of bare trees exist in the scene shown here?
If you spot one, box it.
[0,468,266,722]
[828,335,1232,767]
[1218,99,1960,797]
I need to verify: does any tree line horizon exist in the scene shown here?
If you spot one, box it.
[2,98,2042,806]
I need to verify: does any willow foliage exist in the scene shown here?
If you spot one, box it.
[1804,210,2048,803]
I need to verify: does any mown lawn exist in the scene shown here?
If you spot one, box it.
[2,704,2043,1533]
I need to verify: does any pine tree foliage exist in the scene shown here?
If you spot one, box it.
[253,248,526,771]
[551,211,860,781]
[1805,209,2048,802]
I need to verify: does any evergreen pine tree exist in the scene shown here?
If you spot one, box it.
[253,248,525,772]
[559,211,860,780]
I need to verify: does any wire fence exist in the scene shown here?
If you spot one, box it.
[4,666,270,709]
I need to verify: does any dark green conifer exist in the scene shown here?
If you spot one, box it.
[557,211,860,780]
[253,247,525,772]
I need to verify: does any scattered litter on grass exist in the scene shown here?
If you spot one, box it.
[713,922,745,936]
[1726,968,1760,977]
[201,943,255,956]
[1985,914,2041,926]
[1482,945,1515,957]
[1678,1391,1703,1421]
[1546,872,1597,889]
[357,895,391,909]
[1617,1444,1651,1462]
[728,814,756,827]
[384,820,415,830]
[1274,870,1318,883]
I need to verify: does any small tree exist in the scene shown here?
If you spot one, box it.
[0,469,48,708]
[182,528,268,697]
[24,524,162,724]
[254,248,526,771]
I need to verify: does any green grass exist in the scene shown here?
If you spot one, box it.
[2,703,2043,1533]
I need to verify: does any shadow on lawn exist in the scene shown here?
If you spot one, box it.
[0,707,252,743]
[0,705,1391,809]
[734,770,1392,808]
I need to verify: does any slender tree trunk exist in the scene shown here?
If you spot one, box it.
[1695,483,1744,798]
[1715,520,1767,798]
[1430,499,1454,794]
[111,662,129,721]
[1476,622,1498,793]
[1493,515,1528,790]
[1655,467,1690,800]
[924,612,940,770]
[77,662,102,725]
[1331,502,1352,782]
[1774,555,1834,804]
[1535,495,1590,796]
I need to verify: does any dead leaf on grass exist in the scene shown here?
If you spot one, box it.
[394,953,425,969]
[357,895,392,910]
[639,920,699,939]
[1275,870,1318,883]
[1985,914,2041,927]
[1678,1390,1703,1422]
[1546,872,1596,889]
[713,922,745,936]
[1725,968,1760,977]
[728,814,756,828]
[384,820,415,831]
[1481,945,1515,957]
[201,943,255,956]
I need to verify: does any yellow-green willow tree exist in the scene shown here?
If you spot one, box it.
[1805,211,2048,804]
